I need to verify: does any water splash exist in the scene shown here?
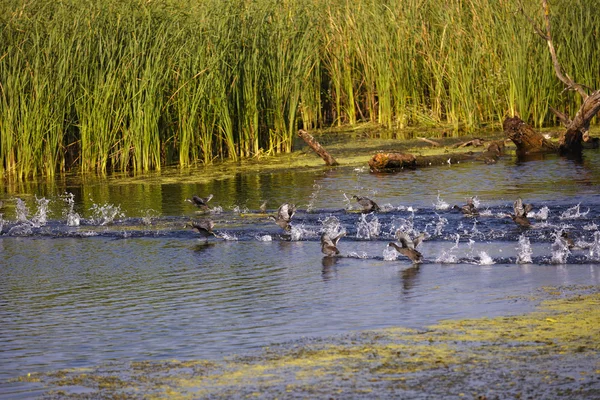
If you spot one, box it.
[559,204,589,220]
[432,214,448,237]
[255,234,272,242]
[306,182,321,212]
[219,232,238,241]
[583,222,598,231]
[529,206,549,221]
[290,224,315,241]
[61,192,81,227]
[319,216,346,238]
[391,213,416,238]
[516,234,533,264]
[356,213,380,240]
[433,192,450,210]
[141,209,159,226]
[232,205,249,214]
[588,231,600,261]
[469,220,485,240]
[15,198,29,222]
[478,251,495,265]
[88,202,124,226]
[550,230,570,264]
[435,234,460,263]
[342,193,353,211]
[209,206,223,214]
[31,196,50,226]
[348,251,369,259]
[383,245,398,261]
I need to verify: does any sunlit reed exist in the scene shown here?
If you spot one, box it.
[0,0,597,179]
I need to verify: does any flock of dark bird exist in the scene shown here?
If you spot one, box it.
[185,192,548,264]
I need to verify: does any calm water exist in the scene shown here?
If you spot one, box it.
[2,150,600,397]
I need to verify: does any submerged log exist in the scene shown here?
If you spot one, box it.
[368,141,505,172]
[298,129,339,166]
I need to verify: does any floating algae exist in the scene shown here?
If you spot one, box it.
[23,286,600,399]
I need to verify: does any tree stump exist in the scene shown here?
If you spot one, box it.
[503,117,557,154]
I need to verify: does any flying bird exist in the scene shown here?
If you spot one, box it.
[271,203,297,231]
[388,230,425,263]
[509,198,532,228]
[186,194,214,210]
[453,197,479,216]
[352,195,380,213]
[188,219,217,240]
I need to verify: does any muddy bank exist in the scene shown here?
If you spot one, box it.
[17,285,600,399]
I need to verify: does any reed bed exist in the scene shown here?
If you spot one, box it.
[0,0,598,179]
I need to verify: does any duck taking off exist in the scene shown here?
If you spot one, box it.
[188,219,217,240]
[388,230,425,263]
[321,232,346,257]
[510,198,532,228]
[352,195,380,213]
[186,194,213,210]
[453,197,479,216]
[271,203,297,231]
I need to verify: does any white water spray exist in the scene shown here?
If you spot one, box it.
[356,213,380,239]
[433,192,450,210]
[550,230,570,264]
[588,231,600,261]
[61,192,81,226]
[435,233,460,263]
[516,234,533,264]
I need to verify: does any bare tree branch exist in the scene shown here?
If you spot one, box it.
[541,0,588,99]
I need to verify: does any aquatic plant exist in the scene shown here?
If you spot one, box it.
[0,0,598,179]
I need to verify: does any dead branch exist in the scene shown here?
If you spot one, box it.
[417,137,441,147]
[298,129,339,166]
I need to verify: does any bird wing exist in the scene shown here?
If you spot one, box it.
[412,232,427,248]
[513,198,525,217]
[395,230,414,249]
[331,231,346,246]
[278,203,296,221]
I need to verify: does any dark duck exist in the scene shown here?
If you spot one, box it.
[453,197,479,216]
[186,194,214,210]
[509,198,532,228]
[388,230,425,263]
[271,203,297,231]
[352,195,380,213]
[320,231,346,257]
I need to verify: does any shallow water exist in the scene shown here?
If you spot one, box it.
[1,149,600,397]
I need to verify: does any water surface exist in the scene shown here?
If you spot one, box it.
[1,149,600,397]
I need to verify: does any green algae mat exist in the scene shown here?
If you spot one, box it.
[16,285,600,399]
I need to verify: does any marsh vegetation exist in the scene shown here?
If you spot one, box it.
[1,0,598,178]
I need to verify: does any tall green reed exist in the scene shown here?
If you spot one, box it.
[0,0,598,179]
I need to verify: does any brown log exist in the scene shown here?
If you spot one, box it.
[503,116,557,154]
[298,129,339,166]
[368,141,505,172]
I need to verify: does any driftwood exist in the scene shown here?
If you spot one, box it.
[503,117,557,154]
[369,141,505,172]
[417,137,441,147]
[453,138,486,148]
[298,129,339,166]
[511,0,600,154]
